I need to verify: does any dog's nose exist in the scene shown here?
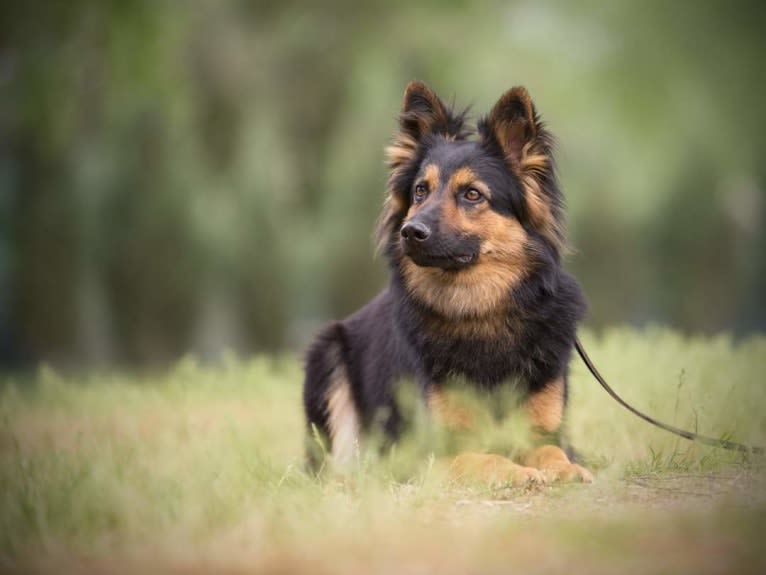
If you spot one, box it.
[401,221,431,242]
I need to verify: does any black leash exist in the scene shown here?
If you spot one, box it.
[575,337,764,455]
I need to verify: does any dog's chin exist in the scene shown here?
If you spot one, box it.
[406,251,477,271]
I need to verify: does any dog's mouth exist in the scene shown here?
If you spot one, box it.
[405,250,478,271]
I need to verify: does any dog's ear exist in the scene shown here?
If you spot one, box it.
[386,81,458,169]
[378,82,468,253]
[480,87,565,253]
[481,87,538,167]
[398,81,452,141]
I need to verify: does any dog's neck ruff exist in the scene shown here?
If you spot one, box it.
[400,261,505,319]
[398,255,528,321]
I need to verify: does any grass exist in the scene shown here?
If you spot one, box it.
[1,327,765,574]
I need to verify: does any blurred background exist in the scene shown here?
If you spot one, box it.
[1,0,764,368]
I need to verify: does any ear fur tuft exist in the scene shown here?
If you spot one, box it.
[377,81,470,253]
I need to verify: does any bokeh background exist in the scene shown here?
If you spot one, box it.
[2,0,765,368]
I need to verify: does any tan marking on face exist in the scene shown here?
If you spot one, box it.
[403,163,442,223]
[400,209,530,319]
[438,179,461,226]
[421,163,440,193]
[447,166,492,198]
[525,377,564,433]
[449,166,476,188]
[325,364,359,467]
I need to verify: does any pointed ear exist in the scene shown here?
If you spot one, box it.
[398,81,453,142]
[385,81,454,169]
[480,87,566,253]
[379,82,468,253]
[482,86,538,167]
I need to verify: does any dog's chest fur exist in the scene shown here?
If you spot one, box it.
[391,267,583,393]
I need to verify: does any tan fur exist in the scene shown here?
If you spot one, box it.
[402,82,452,136]
[447,167,490,197]
[375,194,404,253]
[385,133,418,168]
[383,83,450,177]
[375,84,590,486]
[377,82,466,251]
[420,163,441,191]
[400,210,529,319]
[325,365,359,467]
[448,453,544,486]
[526,377,565,433]
[521,445,593,483]
[377,130,418,252]
[400,165,530,320]
[484,87,566,253]
[485,87,536,164]
[421,310,515,340]
[428,387,474,430]
[519,142,565,253]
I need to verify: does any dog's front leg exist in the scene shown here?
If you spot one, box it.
[522,376,593,483]
[447,452,545,487]
[428,385,546,487]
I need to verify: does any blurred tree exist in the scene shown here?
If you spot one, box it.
[0,0,764,366]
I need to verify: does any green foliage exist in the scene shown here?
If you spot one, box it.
[2,1,765,365]
[0,328,764,570]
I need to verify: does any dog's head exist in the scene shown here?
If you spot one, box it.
[377,82,566,318]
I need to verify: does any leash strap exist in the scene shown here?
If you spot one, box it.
[575,337,763,455]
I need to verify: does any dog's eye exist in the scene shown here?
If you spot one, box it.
[413,184,428,202]
[463,188,483,203]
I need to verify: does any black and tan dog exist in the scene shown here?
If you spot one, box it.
[303,81,592,485]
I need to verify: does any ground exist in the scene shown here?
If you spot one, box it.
[1,327,765,574]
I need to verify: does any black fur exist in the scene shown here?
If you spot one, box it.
[303,83,586,465]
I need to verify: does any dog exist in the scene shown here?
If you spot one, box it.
[303,81,593,485]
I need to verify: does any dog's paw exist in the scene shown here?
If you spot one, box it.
[504,463,547,487]
[541,462,594,483]
[448,453,547,487]
[522,445,594,484]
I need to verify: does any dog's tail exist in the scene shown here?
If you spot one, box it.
[575,337,764,455]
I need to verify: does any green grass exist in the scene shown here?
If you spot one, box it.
[1,327,765,574]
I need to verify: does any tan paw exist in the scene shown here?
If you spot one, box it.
[504,463,547,487]
[448,453,547,487]
[541,462,594,483]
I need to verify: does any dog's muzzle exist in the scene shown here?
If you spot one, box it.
[400,221,478,270]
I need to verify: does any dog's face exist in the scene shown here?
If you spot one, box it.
[399,139,525,271]
[378,82,566,318]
